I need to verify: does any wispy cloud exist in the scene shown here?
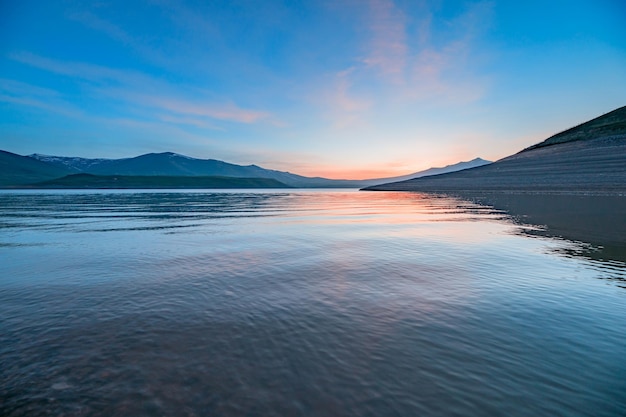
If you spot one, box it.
[332,68,372,113]
[0,94,83,118]
[313,67,373,129]
[66,1,272,83]
[68,11,134,46]
[150,97,269,124]
[66,8,187,71]
[0,78,84,117]
[403,41,485,103]
[10,51,150,85]
[93,88,270,125]
[403,2,493,102]
[362,0,408,80]
[10,52,272,126]
[154,0,221,41]
[333,0,493,104]
[0,78,61,97]
[303,0,493,160]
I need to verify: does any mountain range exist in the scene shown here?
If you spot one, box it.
[364,105,626,194]
[0,150,490,188]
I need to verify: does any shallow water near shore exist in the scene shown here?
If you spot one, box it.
[1,189,625,416]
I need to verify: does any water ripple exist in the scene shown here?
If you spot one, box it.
[1,190,625,416]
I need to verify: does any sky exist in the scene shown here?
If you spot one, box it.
[1,0,625,179]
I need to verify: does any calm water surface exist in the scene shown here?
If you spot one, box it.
[1,190,625,416]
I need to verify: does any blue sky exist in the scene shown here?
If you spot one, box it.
[1,0,625,178]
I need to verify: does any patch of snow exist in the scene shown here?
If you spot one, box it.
[169,152,197,160]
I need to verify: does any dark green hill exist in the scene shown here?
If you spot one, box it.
[27,174,291,189]
[0,150,72,186]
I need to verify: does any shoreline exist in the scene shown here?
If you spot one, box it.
[431,191,626,262]
[364,188,626,197]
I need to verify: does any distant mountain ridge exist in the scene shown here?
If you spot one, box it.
[23,152,491,188]
[28,152,362,188]
[29,154,116,173]
[1,148,491,188]
[365,158,491,186]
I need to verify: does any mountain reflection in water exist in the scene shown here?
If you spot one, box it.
[1,190,625,417]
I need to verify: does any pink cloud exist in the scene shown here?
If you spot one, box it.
[151,97,269,124]
[90,87,270,125]
[313,68,373,129]
[362,0,408,80]
[333,1,491,105]
[333,68,372,113]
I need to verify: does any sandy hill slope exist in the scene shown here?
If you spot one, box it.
[364,106,626,195]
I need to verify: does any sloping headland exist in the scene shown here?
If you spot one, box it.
[363,106,626,195]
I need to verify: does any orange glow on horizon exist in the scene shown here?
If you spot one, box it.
[289,154,484,180]
[298,167,413,180]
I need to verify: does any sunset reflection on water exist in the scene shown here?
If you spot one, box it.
[1,189,625,416]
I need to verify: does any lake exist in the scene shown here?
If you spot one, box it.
[1,189,625,416]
